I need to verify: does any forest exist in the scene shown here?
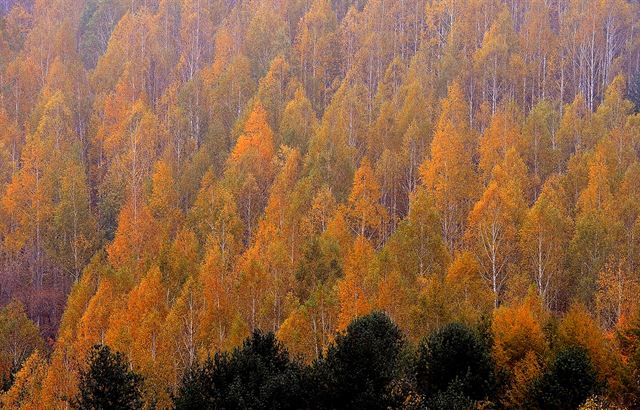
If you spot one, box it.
[0,0,640,408]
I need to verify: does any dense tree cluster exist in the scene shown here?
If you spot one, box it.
[74,312,602,409]
[0,0,639,407]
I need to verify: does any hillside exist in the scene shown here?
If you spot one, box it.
[0,0,640,408]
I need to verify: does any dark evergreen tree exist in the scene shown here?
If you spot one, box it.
[531,346,598,410]
[173,330,306,409]
[415,322,496,407]
[73,344,144,410]
[311,311,405,410]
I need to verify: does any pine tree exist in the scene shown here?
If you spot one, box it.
[531,347,598,410]
[312,312,405,410]
[173,330,305,410]
[415,322,496,406]
[73,344,144,410]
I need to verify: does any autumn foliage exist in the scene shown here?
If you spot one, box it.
[0,0,639,407]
